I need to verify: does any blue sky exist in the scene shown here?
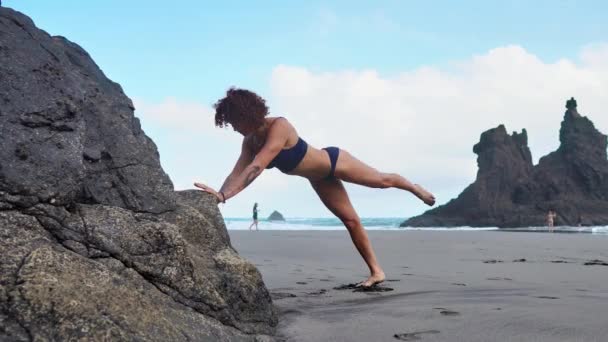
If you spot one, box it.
[10,1,608,101]
[5,1,608,218]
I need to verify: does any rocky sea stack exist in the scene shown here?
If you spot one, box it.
[0,8,277,341]
[403,97,608,228]
[267,211,285,221]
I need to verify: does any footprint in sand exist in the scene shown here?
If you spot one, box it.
[307,289,327,296]
[550,260,570,264]
[319,279,331,282]
[451,283,467,286]
[394,330,440,341]
[433,308,460,316]
[386,279,401,282]
[535,296,559,299]
[584,259,608,266]
[296,282,307,285]
[513,258,527,263]
[270,292,297,300]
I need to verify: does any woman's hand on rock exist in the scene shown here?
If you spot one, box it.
[194,182,223,203]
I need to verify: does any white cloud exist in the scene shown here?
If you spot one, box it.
[133,97,216,133]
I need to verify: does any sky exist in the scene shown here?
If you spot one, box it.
[5,1,608,218]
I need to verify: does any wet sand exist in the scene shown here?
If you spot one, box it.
[231,230,608,342]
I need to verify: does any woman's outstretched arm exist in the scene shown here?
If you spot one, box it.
[218,139,254,193]
[220,120,288,201]
[194,118,289,202]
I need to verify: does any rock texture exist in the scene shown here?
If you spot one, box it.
[403,98,608,228]
[0,7,276,341]
[267,211,285,222]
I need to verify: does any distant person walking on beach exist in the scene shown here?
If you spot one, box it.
[546,209,557,231]
[194,88,435,288]
[248,202,259,231]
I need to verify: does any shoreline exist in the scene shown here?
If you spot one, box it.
[226,227,608,234]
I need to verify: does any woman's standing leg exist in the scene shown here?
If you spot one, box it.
[310,177,385,287]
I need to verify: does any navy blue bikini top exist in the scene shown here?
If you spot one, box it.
[265,137,308,173]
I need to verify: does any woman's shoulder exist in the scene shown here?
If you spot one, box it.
[269,116,295,131]
[269,116,288,123]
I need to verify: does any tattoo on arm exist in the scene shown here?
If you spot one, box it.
[224,166,262,200]
[244,166,261,187]
[219,174,234,193]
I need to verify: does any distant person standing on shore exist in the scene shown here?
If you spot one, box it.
[546,209,557,231]
[248,202,259,231]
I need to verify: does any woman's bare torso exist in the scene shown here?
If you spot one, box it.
[245,117,332,180]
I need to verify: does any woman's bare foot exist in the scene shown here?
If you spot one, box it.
[413,184,436,206]
[359,270,386,288]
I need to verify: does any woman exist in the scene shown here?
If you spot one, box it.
[195,88,435,287]
[248,202,259,231]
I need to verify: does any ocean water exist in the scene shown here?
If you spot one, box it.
[224,217,608,234]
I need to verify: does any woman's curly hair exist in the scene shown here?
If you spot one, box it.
[214,87,269,129]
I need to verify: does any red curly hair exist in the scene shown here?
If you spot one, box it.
[214,87,269,129]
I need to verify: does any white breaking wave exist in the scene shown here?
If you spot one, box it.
[224,218,608,234]
[592,227,608,234]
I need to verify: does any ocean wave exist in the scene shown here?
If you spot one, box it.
[224,218,497,231]
[224,217,406,229]
[502,226,608,235]
[224,218,608,234]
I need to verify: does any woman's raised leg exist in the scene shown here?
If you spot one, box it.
[332,150,436,206]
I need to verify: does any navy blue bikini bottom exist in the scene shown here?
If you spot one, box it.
[322,147,340,179]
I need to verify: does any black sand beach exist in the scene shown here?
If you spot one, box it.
[231,230,608,342]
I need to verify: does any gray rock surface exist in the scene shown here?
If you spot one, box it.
[403,98,608,228]
[267,211,285,221]
[0,7,277,341]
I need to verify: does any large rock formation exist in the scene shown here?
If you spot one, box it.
[267,211,285,222]
[403,98,608,228]
[0,7,277,341]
